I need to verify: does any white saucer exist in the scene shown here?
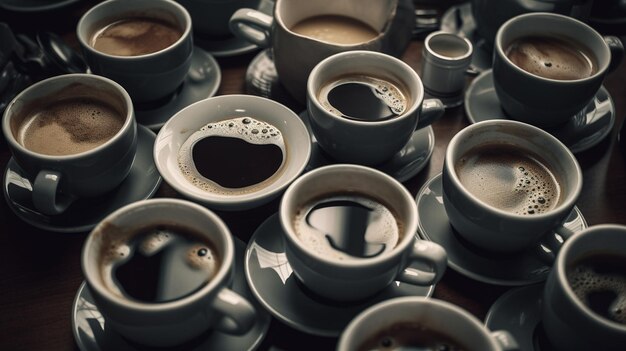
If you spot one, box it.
[415,173,588,286]
[485,284,558,351]
[135,47,221,131]
[440,2,492,74]
[464,70,615,154]
[71,238,271,351]
[0,0,81,12]
[299,110,435,183]
[244,213,435,337]
[3,125,162,233]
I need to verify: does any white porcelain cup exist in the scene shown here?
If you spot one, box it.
[280,164,447,301]
[337,297,519,351]
[81,198,257,347]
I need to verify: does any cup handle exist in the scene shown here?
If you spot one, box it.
[32,170,75,215]
[491,330,520,351]
[229,8,273,48]
[604,36,624,74]
[209,286,256,335]
[415,98,445,130]
[396,240,447,286]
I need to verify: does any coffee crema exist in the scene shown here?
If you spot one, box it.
[567,253,626,325]
[291,15,379,45]
[356,322,467,351]
[178,117,286,195]
[16,97,124,156]
[505,36,597,80]
[294,194,402,260]
[98,223,220,303]
[318,75,408,121]
[91,17,182,56]
[455,144,561,215]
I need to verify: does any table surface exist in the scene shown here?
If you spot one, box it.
[1,2,625,351]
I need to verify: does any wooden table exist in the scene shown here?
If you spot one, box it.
[1,3,625,350]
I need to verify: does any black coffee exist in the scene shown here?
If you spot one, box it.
[567,253,626,325]
[505,36,597,80]
[356,322,467,351]
[318,75,408,121]
[455,144,561,215]
[178,117,286,195]
[100,223,220,303]
[294,194,401,260]
[91,17,182,56]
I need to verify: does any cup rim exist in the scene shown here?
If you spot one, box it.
[306,50,423,127]
[555,224,626,332]
[77,0,192,60]
[424,31,473,62]
[495,12,609,84]
[280,164,419,268]
[1,73,134,161]
[444,120,583,221]
[81,198,234,312]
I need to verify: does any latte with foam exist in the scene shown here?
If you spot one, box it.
[91,17,182,56]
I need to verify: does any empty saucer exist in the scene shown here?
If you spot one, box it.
[72,238,271,351]
[485,284,558,351]
[0,0,80,12]
[3,125,161,233]
[135,47,221,131]
[244,213,435,337]
[464,70,615,154]
[415,173,587,286]
[299,110,434,183]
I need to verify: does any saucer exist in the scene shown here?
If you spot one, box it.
[3,125,162,233]
[72,238,271,351]
[440,2,492,73]
[194,0,274,57]
[0,0,80,12]
[135,47,221,131]
[464,70,615,154]
[485,284,558,351]
[244,213,435,337]
[298,110,434,183]
[415,173,588,286]
[245,49,303,111]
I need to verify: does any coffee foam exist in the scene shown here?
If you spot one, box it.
[318,75,408,118]
[91,17,182,56]
[178,117,286,195]
[290,15,379,45]
[293,194,401,261]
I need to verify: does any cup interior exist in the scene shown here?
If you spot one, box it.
[425,32,473,60]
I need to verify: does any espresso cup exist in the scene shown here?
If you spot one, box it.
[280,164,447,301]
[77,0,193,104]
[442,120,582,253]
[542,224,626,351]
[493,12,624,128]
[2,74,136,216]
[338,297,519,351]
[229,0,407,103]
[81,198,257,347]
[307,50,445,166]
[176,0,260,38]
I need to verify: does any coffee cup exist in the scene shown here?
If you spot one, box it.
[280,164,447,301]
[542,224,626,351]
[442,120,582,253]
[176,0,260,38]
[154,94,311,211]
[81,198,257,347]
[77,0,193,104]
[2,73,136,216]
[493,12,624,128]
[337,297,519,351]
[229,0,409,103]
[306,50,445,166]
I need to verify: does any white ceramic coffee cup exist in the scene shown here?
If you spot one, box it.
[542,224,626,351]
[306,50,445,166]
[280,164,447,301]
[337,297,519,351]
[442,120,582,253]
[81,198,257,347]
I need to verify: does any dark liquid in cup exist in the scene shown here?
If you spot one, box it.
[356,322,467,351]
[101,224,220,303]
[91,17,182,56]
[505,36,597,80]
[294,194,402,260]
[567,253,626,325]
